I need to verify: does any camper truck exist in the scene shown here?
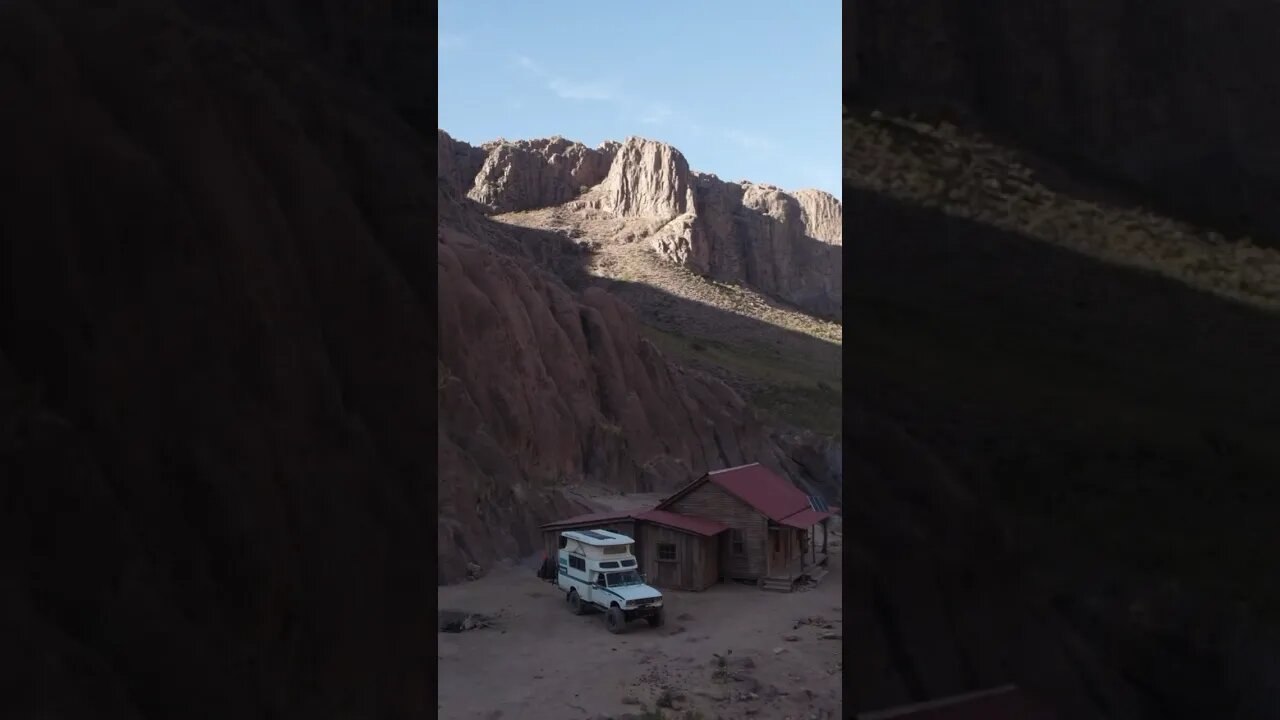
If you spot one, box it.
[554,528,664,633]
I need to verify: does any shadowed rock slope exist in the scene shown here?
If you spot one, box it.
[843,101,1280,717]
[851,0,1280,248]
[1,1,437,717]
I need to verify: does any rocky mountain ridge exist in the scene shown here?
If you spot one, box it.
[448,132,844,318]
[437,142,840,583]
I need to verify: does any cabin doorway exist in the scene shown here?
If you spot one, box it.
[656,542,680,587]
[767,527,787,576]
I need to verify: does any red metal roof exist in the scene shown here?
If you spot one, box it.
[634,509,730,537]
[538,510,636,530]
[778,507,830,529]
[705,463,815,523]
[857,686,1056,720]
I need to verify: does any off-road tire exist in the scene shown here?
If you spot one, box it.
[568,589,585,615]
[606,606,626,634]
[646,608,664,628]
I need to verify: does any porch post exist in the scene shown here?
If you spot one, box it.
[822,520,828,554]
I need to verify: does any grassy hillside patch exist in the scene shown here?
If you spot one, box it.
[642,324,841,438]
[843,107,1280,311]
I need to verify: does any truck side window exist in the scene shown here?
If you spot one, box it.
[569,555,585,571]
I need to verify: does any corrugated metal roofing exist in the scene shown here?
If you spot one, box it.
[706,463,821,523]
[634,509,730,537]
[778,507,830,529]
[538,510,636,530]
[857,686,1056,720]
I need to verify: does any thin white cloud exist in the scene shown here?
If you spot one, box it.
[640,103,674,125]
[548,78,618,101]
[726,130,774,153]
[513,53,620,103]
[514,54,543,74]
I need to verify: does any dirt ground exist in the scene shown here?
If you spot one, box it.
[437,532,844,720]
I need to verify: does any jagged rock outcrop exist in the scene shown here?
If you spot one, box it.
[438,129,487,196]
[467,136,618,213]
[794,188,844,245]
[686,177,843,318]
[851,0,1280,247]
[446,132,845,318]
[598,136,697,218]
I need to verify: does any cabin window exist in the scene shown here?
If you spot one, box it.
[657,543,677,562]
[620,559,636,567]
[730,529,745,556]
[569,555,586,571]
[603,544,630,555]
[599,561,620,569]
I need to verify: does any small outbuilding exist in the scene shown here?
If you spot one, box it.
[632,509,728,591]
[540,510,636,563]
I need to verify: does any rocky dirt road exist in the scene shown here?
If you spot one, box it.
[438,539,843,719]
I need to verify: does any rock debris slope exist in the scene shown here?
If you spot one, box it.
[457,133,844,318]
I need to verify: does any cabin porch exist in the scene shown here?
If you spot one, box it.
[760,517,833,592]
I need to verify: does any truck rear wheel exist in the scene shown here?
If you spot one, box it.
[646,608,664,628]
[568,589,586,615]
[606,606,626,634]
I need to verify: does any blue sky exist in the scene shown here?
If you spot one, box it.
[438,1,842,198]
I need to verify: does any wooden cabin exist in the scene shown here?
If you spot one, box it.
[539,463,834,592]
[655,463,833,591]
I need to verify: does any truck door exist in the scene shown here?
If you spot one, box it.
[589,572,608,604]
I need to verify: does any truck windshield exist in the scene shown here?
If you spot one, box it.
[606,570,642,587]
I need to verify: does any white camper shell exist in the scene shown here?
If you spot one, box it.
[555,528,665,633]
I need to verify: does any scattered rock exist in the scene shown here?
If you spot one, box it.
[819,632,841,640]
[621,696,640,705]
[772,647,788,655]
[677,612,694,621]
[466,562,485,580]
[783,635,800,642]
[438,610,491,633]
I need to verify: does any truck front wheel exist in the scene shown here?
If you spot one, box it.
[606,606,626,634]
[568,589,586,615]
[646,608,664,628]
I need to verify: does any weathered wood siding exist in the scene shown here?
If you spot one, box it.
[697,533,719,589]
[638,525,719,591]
[667,482,767,579]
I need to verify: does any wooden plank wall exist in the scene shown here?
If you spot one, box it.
[668,481,767,579]
[641,525,701,590]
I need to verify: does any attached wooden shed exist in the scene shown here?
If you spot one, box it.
[539,510,636,562]
[632,509,728,591]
